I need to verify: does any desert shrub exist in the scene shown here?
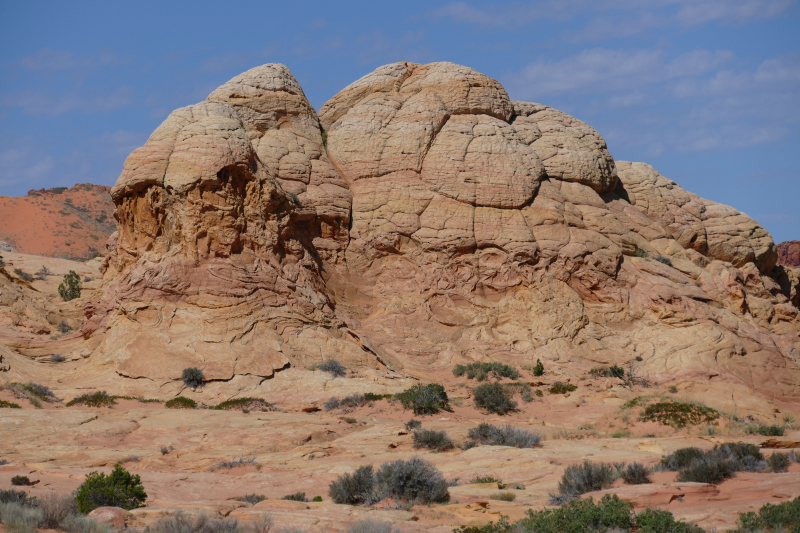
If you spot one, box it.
[340,394,368,409]
[461,440,479,450]
[467,423,541,448]
[640,402,719,428]
[666,443,766,484]
[341,417,358,424]
[734,495,800,532]
[282,492,307,502]
[634,250,648,258]
[364,393,392,401]
[532,359,544,376]
[473,383,516,415]
[329,465,376,505]
[589,365,625,379]
[145,511,247,533]
[654,255,673,267]
[412,429,455,451]
[74,464,147,514]
[215,457,256,469]
[456,494,704,533]
[58,270,82,301]
[374,457,449,504]
[621,462,651,485]
[490,491,516,501]
[343,518,394,533]
[6,382,59,407]
[212,398,273,412]
[165,396,197,409]
[396,384,450,415]
[767,452,791,473]
[0,490,32,505]
[13,268,34,283]
[181,367,204,389]
[470,475,502,484]
[405,419,422,430]
[60,514,115,533]
[35,266,52,280]
[452,362,519,381]
[0,502,43,533]
[50,354,66,363]
[748,424,785,436]
[66,391,116,408]
[323,397,340,411]
[552,461,616,503]
[548,382,577,394]
[317,359,347,377]
[0,400,22,409]
[58,320,72,334]
[37,492,77,529]
[312,496,322,502]
[10,476,32,486]
[329,457,449,505]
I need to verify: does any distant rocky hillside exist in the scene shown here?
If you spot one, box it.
[0,184,115,260]
[778,240,800,267]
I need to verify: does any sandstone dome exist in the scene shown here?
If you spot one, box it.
[2,62,798,415]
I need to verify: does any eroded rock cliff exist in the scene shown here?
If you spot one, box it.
[2,62,798,411]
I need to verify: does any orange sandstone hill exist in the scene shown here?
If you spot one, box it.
[1,62,799,418]
[0,184,116,260]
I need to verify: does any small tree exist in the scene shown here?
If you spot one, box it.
[182,367,204,389]
[532,359,544,376]
[74,464,147,514]
[58,270,82,301]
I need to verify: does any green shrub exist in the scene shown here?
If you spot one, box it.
[363,393,392,401]
[552,461,616,504]
[0,490,32,505]
[589,365,625,379]
[10,476,32,486]
[181,367,204,389]
[329,457,449,505]
[534,389,543,397]
[74,464,147,514]
[665,443,766,485]
[165,397,197,409]
[412,429,454,451]
[660,447,705,470]
[66,391,116,408]
[470,475,502,484]
[312,495,322,502]
[467,423,541,448]
[748,424,785,436]
[212,398,273,411]
[548,382,577,394]
[453,362,519,381]
[455,495,704,533]
[473,383,516,415]
[532,359,544,376]
[767,452,791,473]
[282,492,307,502]
[734,495,800,532]
[640,402,719,428]
[0,400,21,409]
[490,491,516,501]
[58,270,82,301]
[396,384,450,415]
[621,462,651,485]
[634,250,648,258]
[317,359,347,377]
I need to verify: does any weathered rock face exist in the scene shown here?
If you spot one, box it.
[778,241,800,267]
[2,61,798,409]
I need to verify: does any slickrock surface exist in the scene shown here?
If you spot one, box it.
[1,61,800,531]
[0,184,115,260]
[778,240,800,267]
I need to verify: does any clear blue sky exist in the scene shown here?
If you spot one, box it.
[1,0,798,241]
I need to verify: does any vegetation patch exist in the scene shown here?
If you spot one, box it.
[13,268,34,282]
[181,367,204,389]
[470,475,503,485]
[329,457,449,505]
[405,419,422,430]
[165,397,197,409]
[453,362,519,381]
[661,443,766,485]
[467,423,541,448]
[473,383,517,415]
[282,492,308,502]
[640,401,719,428]
[0,400,21,409]
[490,491,516,502]
[550,461,617,504]
[6,382,59,407]
[548,382,577,394]
[734,495,800,532]
[747,424,785,436]
[66,391,116,408]
[211,398,273,412]
[455,495,704,533]
[620,462,651,485]
[58,270,82,301]
[10,476,33,486]
[396,384,450,415]
[767,452,792,473]
[588,365,625,379]
[412,429,455,451]
[74,464,147,514]
[315,359,347,377]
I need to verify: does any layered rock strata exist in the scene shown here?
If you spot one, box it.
[1,61,798,410]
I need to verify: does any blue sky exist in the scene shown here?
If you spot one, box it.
[1,0,798,241]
